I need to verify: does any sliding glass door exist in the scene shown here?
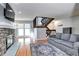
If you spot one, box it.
[18,29,24,36]
[16,23,31,45]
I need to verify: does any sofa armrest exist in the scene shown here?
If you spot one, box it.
[74,42,79,49]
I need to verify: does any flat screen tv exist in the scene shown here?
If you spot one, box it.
[4,3,15,22]
[63,27,72,34]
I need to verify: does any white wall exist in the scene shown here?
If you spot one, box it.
[55,17,72,33]
[71,16,79,34]
[54,16,79,34]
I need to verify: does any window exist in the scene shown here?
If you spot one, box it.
[25,38,31,44]
[17,23,24,28]
[25,24,31,36]
[16,23,31,44]
[18,29,24,36]
[25,24,31,28]
[25,29,31,36]
[18,38,24,45]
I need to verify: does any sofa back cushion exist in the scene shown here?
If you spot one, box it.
[76,34,79,41]
[56,33,61,39]
[49,35,56,38]
[61,34,70,41]
[69,34,77,42]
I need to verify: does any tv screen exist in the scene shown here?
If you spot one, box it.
[4,3,15,22]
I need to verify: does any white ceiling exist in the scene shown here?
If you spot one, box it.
[9,3,75,21]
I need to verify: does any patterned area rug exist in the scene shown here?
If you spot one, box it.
[30,43,68,56]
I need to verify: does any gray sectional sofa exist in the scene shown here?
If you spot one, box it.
[48,33,79,56]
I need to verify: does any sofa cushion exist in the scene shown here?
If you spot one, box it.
[53,38,63,43]
[49,35,56,38]
[53,39,73,48]
[61,34,70,41]
[60,40,73,48]
[49,37,56,40]
[69,34,77,42]
[56,33,61,39]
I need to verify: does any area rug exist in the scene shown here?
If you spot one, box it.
[30,43,68,56]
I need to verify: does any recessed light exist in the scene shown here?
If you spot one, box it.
[18,11,22,14]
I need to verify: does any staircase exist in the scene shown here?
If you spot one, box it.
[33,16,56,36]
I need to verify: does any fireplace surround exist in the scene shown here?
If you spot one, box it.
[0,28,15,55]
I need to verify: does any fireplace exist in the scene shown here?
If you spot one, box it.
[6,35,14,49]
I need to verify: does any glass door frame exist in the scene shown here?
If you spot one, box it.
[16,23,31,44]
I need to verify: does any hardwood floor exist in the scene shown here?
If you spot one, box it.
[16,44,31,56]
[16,38,48,56]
